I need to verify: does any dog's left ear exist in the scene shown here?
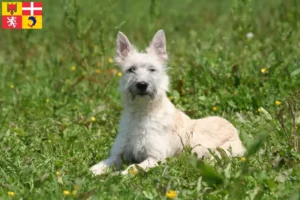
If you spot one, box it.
[147,30,168,61]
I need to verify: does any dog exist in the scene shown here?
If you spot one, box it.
[90,30,245,175]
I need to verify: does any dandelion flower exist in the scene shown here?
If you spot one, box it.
[63,190,70,196]
[117,72,122,77]
[241,157,247,162]
[129,168,137,175]
[108,58,114,64]
[166,190,177,199]
[10,84,14,89]
[257,108,261,112]
[275,101,281,106]
[8,191,15,197]
[261,68,267,74]
[71,66,76,71]
[246,32,254,39]
[96,69,101,74]
[72,190,77,196]
[90,116,96,122]
[212,106,217,111]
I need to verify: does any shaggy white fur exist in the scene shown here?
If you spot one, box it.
[90,30,245,175]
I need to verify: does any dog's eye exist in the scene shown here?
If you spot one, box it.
[149,68,156,72]
[127,66,136,73]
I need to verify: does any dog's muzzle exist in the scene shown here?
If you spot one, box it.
[136,81,148,95]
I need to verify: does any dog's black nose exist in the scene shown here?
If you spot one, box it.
[136,81,148,91]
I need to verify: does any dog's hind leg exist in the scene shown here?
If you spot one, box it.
[191,139,245,159]
[219,139,245,157]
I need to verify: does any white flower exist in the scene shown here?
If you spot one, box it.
[246,32,254,39]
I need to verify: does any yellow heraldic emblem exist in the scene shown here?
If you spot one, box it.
[22,15,42,29]
[2,2,22,16]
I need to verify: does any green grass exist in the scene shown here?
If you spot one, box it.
[1,0,300,199]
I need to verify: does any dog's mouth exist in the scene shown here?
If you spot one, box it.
[128,87,157,100]
[129,91,155,100]
[137,91,149,96]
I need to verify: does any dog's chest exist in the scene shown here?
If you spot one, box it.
[122,113,175,162]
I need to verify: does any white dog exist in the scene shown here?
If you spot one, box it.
[90,30,245,175]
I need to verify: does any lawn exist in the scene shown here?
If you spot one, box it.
[1,0,300,199]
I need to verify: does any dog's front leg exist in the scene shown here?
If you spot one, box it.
[90,156,121,176]
[90,133,125,176]
[121,157,158,175]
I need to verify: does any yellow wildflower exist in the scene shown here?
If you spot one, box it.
[108,58,114,64]
[275,101,281,106]
[257,108,261,112]
[56,171,62,177]
[117,72,122,77]
[96,69,101,74]
[72,190,77,196]
[129,168,137,175]
[63,190,70,196]
[166,190,177,199]
[90,116,96,122]
[71,66,76,71]
[10,84,14,89]
[241,157,247,162]
[212,106,217,111]
[8,191,15,197]
[261,68,267,74]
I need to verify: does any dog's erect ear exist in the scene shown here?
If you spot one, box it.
[147,30,168,61]
[115,31,134,63]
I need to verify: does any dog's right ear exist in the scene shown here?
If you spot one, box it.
[115,32,134,64]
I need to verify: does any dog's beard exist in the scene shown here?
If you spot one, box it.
[127,87,157,101]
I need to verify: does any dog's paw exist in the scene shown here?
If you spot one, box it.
[90,162,109,176]
[121,164,137,175]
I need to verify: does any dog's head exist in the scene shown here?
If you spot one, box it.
[114,30,169,102]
